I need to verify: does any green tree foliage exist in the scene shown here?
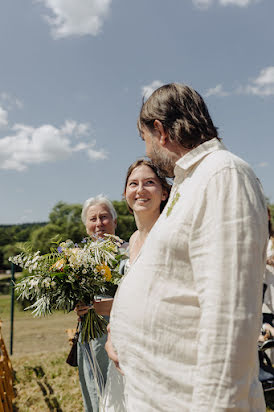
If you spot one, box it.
[268,204,274,223]
[113,200,136,242]
[268,203,274,234]
[49,201,86,242]
[2,198,274,270]
[30,202,86,253]
[2,243,23,269]
[30,223,62,254]
[0,223,47,269]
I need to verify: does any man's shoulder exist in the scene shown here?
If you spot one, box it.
[198,148,253,178]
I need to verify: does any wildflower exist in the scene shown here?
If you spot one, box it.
[49,258,66,271]
[43,277,51,288]
[96,264,112,282]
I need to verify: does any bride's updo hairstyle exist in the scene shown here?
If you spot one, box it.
[137,83,219,150]
[123,158,171,214]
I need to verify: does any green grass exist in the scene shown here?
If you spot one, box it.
[0,293,21,319]
[1,294,84,410]
[12,350,83,412]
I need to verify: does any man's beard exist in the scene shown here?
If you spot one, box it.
[149,140,175,177]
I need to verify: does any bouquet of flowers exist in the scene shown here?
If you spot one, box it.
[9,234,126,343]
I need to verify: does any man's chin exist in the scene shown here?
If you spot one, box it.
[149,153,175,177]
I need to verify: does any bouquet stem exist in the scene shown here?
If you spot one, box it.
[81,309,108,343]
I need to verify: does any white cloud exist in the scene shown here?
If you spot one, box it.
[0,107,8,128]
[192,0,213,9]
[219,0,258,6]
[192,0,261,8]
[0,121,107,171]
[243,66,274,96]
[142,80,164,100]
[204,67,274,98]
[204,84,230,97]
[87,147,108,160]
[60,120,90,137]
[0,92,23,109]
[38,0,112,38]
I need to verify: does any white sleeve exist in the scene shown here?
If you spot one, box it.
[190,167,267,411]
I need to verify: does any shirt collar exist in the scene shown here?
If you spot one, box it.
[174,138,226,177]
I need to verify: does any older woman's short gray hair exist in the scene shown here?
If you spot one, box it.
[81,194,117,225]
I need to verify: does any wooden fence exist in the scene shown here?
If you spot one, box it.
[0,320,14,412]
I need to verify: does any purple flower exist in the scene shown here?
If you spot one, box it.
[57,246,63,253]
[74,243,78,247]
[81,238,87,243]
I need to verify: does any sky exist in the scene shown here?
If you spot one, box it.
[0,0,273,224]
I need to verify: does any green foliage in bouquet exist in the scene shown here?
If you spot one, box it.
[9,234,127,342]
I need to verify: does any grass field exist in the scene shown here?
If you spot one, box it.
[0,294,78,355]
[1,293,274,411]
[12,351,83,412]
[0,294,84,411]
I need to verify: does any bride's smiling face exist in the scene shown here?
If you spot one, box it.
[125,165,168,215]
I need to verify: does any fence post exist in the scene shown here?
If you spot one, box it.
[10,263,15,356]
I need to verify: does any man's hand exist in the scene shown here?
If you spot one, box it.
[105,324,124,375]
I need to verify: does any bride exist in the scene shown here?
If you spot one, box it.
[102,158,171,411]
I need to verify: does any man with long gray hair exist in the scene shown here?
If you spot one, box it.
[106,83,268,411]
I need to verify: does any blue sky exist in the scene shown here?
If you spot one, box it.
[0,0,273,224]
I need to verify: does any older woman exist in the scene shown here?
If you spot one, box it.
[76,194,119,412]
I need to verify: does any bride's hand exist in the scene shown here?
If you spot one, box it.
[105,324,124,375]
[267,256,274,266]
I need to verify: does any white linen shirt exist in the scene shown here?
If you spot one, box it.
[110,139,268,412]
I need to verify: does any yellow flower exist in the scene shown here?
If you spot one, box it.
[49,258,66,271]
[96,264,112,282]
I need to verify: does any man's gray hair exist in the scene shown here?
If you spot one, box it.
[81,194,117,225]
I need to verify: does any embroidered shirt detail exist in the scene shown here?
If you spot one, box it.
[166,192,180,217]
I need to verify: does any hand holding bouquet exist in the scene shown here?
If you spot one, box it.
[9,234,126,342]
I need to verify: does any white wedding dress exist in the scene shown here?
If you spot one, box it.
[101,258,130,412]
[101,361,127,411]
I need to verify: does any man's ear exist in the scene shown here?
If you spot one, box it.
[153,120,168,147]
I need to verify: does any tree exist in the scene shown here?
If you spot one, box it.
[49,201,86,243]
[30,223,62,254]
[2,243,23,269]
[113,200,136,242]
